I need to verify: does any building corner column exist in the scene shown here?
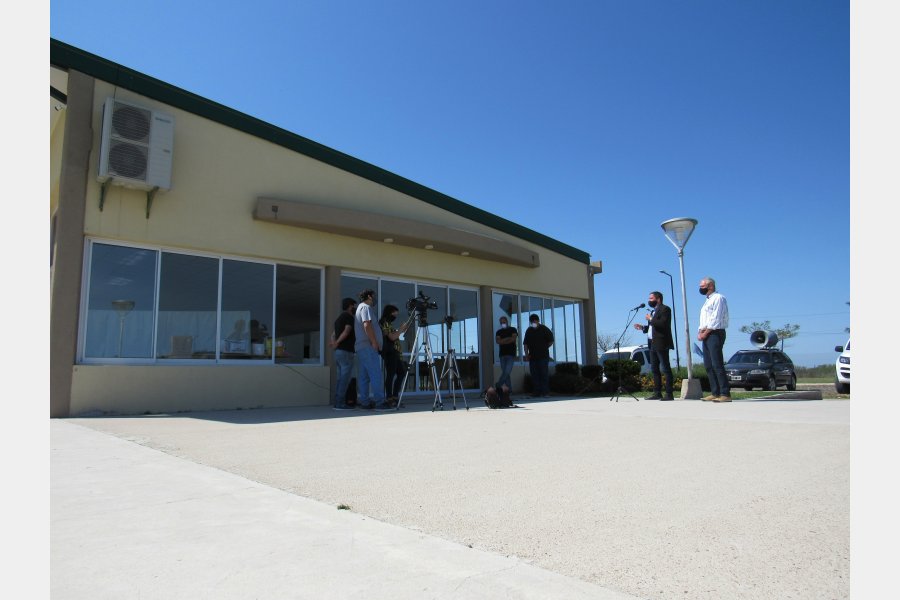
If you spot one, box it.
[50,71,94,418]
[479,286,493,391]
[583,263,601,366]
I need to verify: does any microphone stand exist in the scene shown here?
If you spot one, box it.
[610,306,642,402]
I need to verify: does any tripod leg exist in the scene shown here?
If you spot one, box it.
[396,326,423,411]
[451,355,469,410]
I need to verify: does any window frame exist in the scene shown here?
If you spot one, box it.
[491,289,585,365]
[78,238,325,366]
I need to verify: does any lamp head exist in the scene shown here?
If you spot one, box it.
[660,217,698,251]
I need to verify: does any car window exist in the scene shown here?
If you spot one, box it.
[633,352,645,365]
[600,352,627,363]
[728,352,769,364]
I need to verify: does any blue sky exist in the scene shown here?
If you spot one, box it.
[49,0,849,366]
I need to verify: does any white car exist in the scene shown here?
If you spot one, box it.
[599,345,652,383]
[834,339,850,394]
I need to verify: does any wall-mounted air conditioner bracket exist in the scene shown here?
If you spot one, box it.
[146,187,160,219]
[98,178,112,212]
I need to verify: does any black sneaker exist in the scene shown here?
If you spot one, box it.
[647,394,663,400]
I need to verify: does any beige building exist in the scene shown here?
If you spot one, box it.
[50,39,601,418]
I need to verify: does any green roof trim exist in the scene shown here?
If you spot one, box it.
[51,38,590,264]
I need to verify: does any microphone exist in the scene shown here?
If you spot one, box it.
[631,303,646,310]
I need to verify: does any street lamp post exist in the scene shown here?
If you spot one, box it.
[659,269,681,370]
[660,218,700,399]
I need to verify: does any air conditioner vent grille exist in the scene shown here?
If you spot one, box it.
[98,97,173,191]
[111,104,151,142]
[108,141,148,179]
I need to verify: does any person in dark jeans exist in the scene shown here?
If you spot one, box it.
[495,316,518,390]
[379,304,411,406]
[329,297,357,409]
[697,277,731,402]
[634,291,675,400]
[523,313,554,397]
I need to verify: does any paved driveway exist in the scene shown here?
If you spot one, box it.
[55,396,850,599]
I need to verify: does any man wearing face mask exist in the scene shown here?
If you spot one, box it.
[697,277,731,402]
[523,313,554,398]
[495,316,518,391]
[634,291,674,400]
[354,289,390,410]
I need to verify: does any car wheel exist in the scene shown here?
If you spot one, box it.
[787,374,796,391]
[765,373,777,391]
[835,379,850,394]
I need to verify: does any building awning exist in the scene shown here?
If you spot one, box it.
[253,197,540,268]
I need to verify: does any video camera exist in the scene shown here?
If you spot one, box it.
[406,291,438,314]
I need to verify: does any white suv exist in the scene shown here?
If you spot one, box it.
[834,339,850,394]
[599,345,652,383]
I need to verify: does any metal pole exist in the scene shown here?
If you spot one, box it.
[660,270,680,370]
[677,249,693,380]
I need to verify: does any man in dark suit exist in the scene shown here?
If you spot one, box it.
[634,291,675,400]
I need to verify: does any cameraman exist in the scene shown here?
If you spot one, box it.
[379,304,410,406]
[354,289,391,410]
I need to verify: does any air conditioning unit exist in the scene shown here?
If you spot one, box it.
[98,97,174,191]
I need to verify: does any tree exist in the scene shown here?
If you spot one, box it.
[739,320,800,350]
[597,333,617,352]
[597,332,632,353]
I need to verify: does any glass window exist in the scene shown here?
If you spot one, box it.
[275,265,322,364]
[341,275,376,309]
[446,288,479,390]
[221,260,273,361]
[83,243,157,359]
[416,284,448,354]
[571,301,583,364]
[552,301,567,362]
[156,253,219,359]
[448,288,478,355]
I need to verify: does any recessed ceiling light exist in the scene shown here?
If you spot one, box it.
[383,238,394,243]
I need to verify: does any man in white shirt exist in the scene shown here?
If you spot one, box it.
[354,289,390,410]
[697,277,731,402]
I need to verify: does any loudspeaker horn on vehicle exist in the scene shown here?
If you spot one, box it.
[750,330,779,349]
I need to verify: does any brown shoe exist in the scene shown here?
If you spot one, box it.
[702,394,717,401]
[713,396,732,402]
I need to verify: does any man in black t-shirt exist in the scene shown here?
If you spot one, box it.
[523,313,554,397]
[495,316,518,390]
[329,297,356,409]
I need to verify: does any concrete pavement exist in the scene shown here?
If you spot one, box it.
[51,396,850,599]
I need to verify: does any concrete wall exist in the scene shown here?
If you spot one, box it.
[70,365,329,416]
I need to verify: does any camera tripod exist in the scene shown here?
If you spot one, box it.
[396,310,444,411]
[438,318,469,410]
[610,307,641,403]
